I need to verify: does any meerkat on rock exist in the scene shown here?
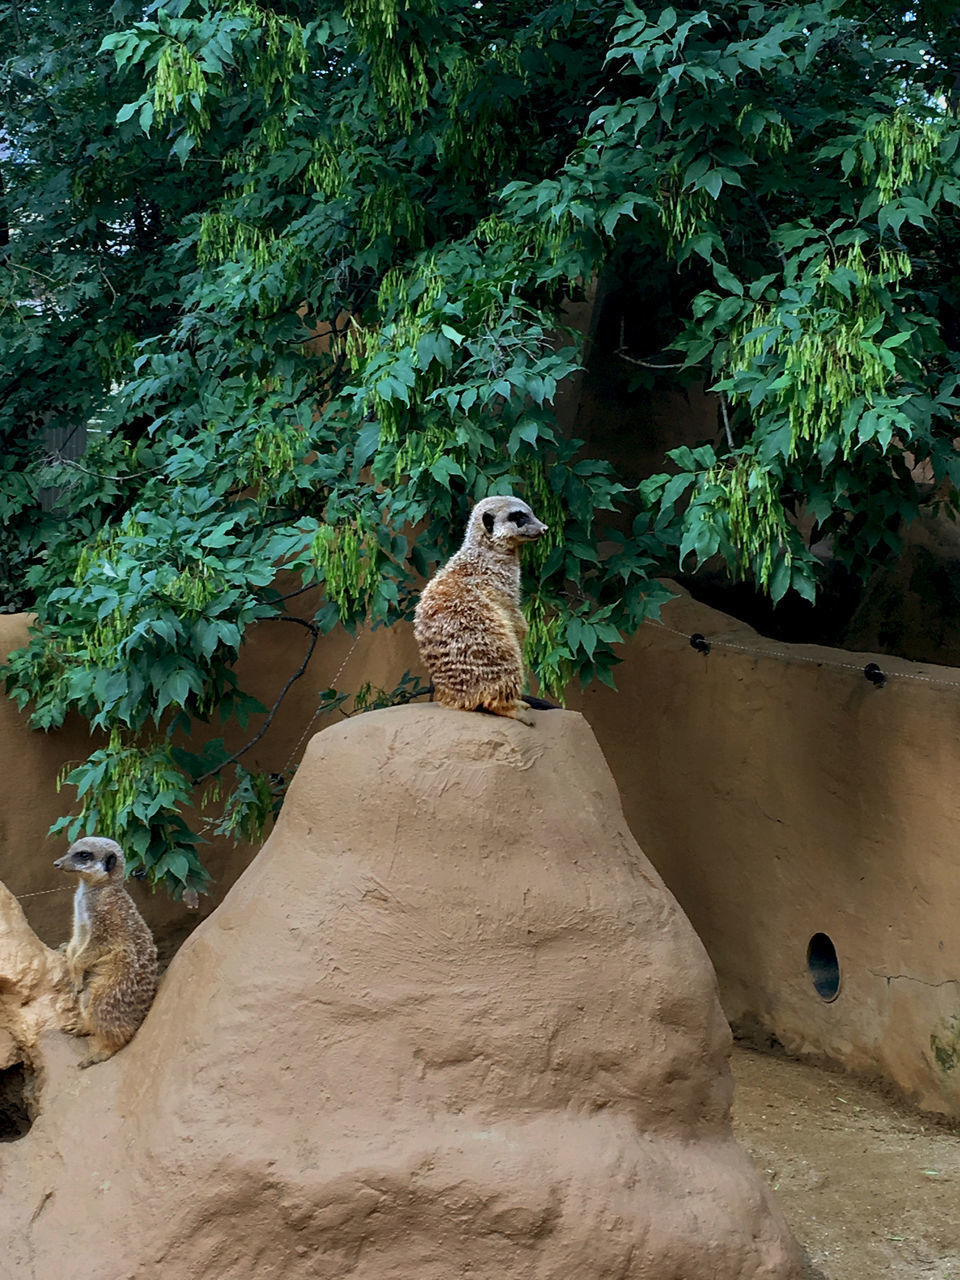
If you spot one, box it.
[54,837,158,1068]
[414,494,549,726]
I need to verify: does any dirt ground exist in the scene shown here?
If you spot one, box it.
[731,1045,960,1279]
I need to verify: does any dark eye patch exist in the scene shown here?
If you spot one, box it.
[73,851,92,863]
[508,510,529,527]
[482,511,495,534]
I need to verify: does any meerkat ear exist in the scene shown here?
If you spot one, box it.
[482,511,495,534]
[104,852,117,873]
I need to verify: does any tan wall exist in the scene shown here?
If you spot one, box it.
[6,585,960,1115]
[0,610,420,958]
[567,586,960,1117]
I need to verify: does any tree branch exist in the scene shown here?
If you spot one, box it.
[194,617,319,785]
[720,394,735,450]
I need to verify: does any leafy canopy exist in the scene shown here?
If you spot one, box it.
[2,0,960,893]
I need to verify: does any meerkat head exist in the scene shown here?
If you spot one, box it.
[467,495,548,553]
[54,837,126,885]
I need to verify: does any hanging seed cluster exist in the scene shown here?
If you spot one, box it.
[301,131,351,199]
[197,212,278,268]
[518,457,563,574]
[360,181,425,249]
[73,518,137,585]
[519,459,568,699]
[312,520,377,619]
[705,456,791,588]
[728,242,909,454]
[347,263,445,444]
[155,2,307,135]
[523,593,570,702]
[245,421,299,483]
[56,732,168,842]
[159,563,219,613]
[394,424,457,479]
[438,40,536,178]
[735,105,793,154]
[658,166,713,255]
[154,43,210,131]
[862,110,939,206]
[216,768,274,844]
[343,0,433,132]
[475,211,582,285]
[231,0,308,103]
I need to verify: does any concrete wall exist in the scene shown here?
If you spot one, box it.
[568,586,960,1117]
[5,587,960,1115]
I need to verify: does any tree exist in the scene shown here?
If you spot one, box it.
[3,0,960,895]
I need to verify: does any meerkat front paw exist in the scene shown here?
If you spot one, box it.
[78,1046,115,1069]
[514,706,536,726]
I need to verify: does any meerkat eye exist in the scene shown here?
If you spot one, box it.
[482,511,495,534]
[508,511,529,527]
[73,851,92,863]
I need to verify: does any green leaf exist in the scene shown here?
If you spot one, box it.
[769,556,791,605]
[353,421,381,469]
[712,262,743,295]
[429,455,465,488]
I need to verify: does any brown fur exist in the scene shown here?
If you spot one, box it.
[54,837,158,1068]
[414,495,548,725]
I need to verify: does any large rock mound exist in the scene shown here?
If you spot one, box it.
[3,704,802,1278]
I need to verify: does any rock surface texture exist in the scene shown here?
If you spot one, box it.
[3,704,802,1279]
[0,882,71,1065]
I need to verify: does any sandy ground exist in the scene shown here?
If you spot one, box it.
[731,1046,960,1279]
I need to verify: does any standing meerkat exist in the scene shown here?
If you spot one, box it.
[54,836,158,1068]
[414,494,549,726]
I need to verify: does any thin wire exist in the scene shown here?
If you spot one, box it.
[647,618,960,692]
[14,885,72,901]
[282,628,363,772]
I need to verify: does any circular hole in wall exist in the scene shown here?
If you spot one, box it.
[807,933,841,1001]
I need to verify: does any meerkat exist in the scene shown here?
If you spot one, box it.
[414,494,549,726]
[54,837,158,1068]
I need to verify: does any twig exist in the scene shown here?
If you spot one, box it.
[266,582,320,604]
[615,347,686,369]
[97,262,117,304]
[270,616,319,633]
[616,313,687,369]
[44,450,172,482]
[5,261,60,287]
[720,393,735,449]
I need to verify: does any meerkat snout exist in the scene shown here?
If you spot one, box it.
[479,500,548,544]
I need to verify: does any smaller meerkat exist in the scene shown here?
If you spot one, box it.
[414,494,548,726]
[54,837,158,1068]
